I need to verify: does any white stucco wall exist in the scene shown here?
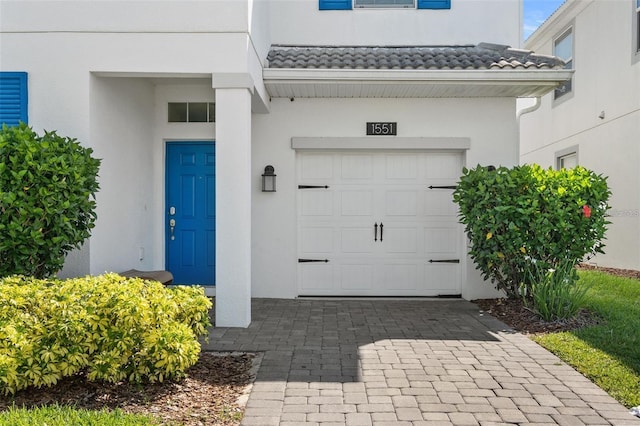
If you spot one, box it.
[252,97,517,300]
[0,1,250,33]
[520,0,640,269]
[89,76,156,274]
[270,0,522,47]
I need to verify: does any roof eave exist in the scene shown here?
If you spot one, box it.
[263,69,574,98]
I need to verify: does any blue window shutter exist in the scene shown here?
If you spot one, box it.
[0,72,28,126]
[319,0,352,10]
[417,0,451,9]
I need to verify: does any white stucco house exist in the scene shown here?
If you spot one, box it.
[0,0,570,327]
[520,0,640,271]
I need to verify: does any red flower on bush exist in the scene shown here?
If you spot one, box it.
[583,205,592,218]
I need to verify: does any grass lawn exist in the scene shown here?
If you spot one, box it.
[533,269,640,408]
[0,404,160,426]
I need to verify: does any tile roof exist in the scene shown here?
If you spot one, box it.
[266,43,565,70]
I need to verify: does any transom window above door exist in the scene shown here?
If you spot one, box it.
[168,102,215,123]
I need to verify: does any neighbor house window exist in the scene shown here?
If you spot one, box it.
[637,0,640,51]
[554,28,573,100]
[556,147,578,170]
[320,0,449,10]
[0,72,28,126]
[168,102,215,123]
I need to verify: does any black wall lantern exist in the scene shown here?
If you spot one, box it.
[262,165,276,192]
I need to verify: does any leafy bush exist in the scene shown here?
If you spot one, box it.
[0,123,101,278]
[0,274,212,394]
[453,164,610,297]
[522,258,589,321]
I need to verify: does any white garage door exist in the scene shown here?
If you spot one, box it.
[297,151,463,296]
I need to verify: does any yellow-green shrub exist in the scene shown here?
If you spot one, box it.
[0,274,212,394]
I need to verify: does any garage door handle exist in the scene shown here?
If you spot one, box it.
[374,223,378,241]
[379,223,383,241]
[298,258,329,263]
[429,259,460,263]
[298,185,330,189]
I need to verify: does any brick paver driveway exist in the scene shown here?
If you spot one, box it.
[204,298,639,426]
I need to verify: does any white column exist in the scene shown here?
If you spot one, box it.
[214,78,252,327]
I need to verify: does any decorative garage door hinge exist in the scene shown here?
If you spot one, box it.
[298,185,330,189]
[429,259,460,263]
[298,258,330,263]
[428,185,457,189]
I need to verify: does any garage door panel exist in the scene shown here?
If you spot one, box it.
[424,153,463,180]
[341,155,374,180]
[385,155,418,180]
[300,263,334,292]
[424,263,461,294]
[341,264,374,290]
[424,190,458,217]
[301,191,333,216]
[301,227,334,253]
[425,226,459,256]
[300,154,334,180]
[385,190,418,216]
[383,227,418,254]
[340,191,374,216]
[341,228,374,253]
[382,264,418,290]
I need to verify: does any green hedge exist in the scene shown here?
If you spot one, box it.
[453,164,610,297]
[0,123,101,278]
[0,274,212,395]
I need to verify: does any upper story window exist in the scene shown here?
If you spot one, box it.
[0,72,28,126]
[320,0,450,10]
[553,27,573,100]
[355,0,414,8]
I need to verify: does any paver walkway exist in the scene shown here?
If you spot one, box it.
[203,298,640,426]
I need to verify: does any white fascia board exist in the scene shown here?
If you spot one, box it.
[263,68,574,85]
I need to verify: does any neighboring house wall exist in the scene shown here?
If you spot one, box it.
[520,0,640,270]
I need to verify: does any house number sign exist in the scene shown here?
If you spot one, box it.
[366,122,397,136]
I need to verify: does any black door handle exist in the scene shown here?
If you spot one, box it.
[380,223,383,242]
[374,223,378,241]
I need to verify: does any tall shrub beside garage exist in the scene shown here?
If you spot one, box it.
[0,123,100,278]
[453,164,610,299]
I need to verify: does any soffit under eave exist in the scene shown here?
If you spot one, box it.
[262,69,573,99]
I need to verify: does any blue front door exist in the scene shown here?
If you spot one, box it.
[166,142,215,285]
